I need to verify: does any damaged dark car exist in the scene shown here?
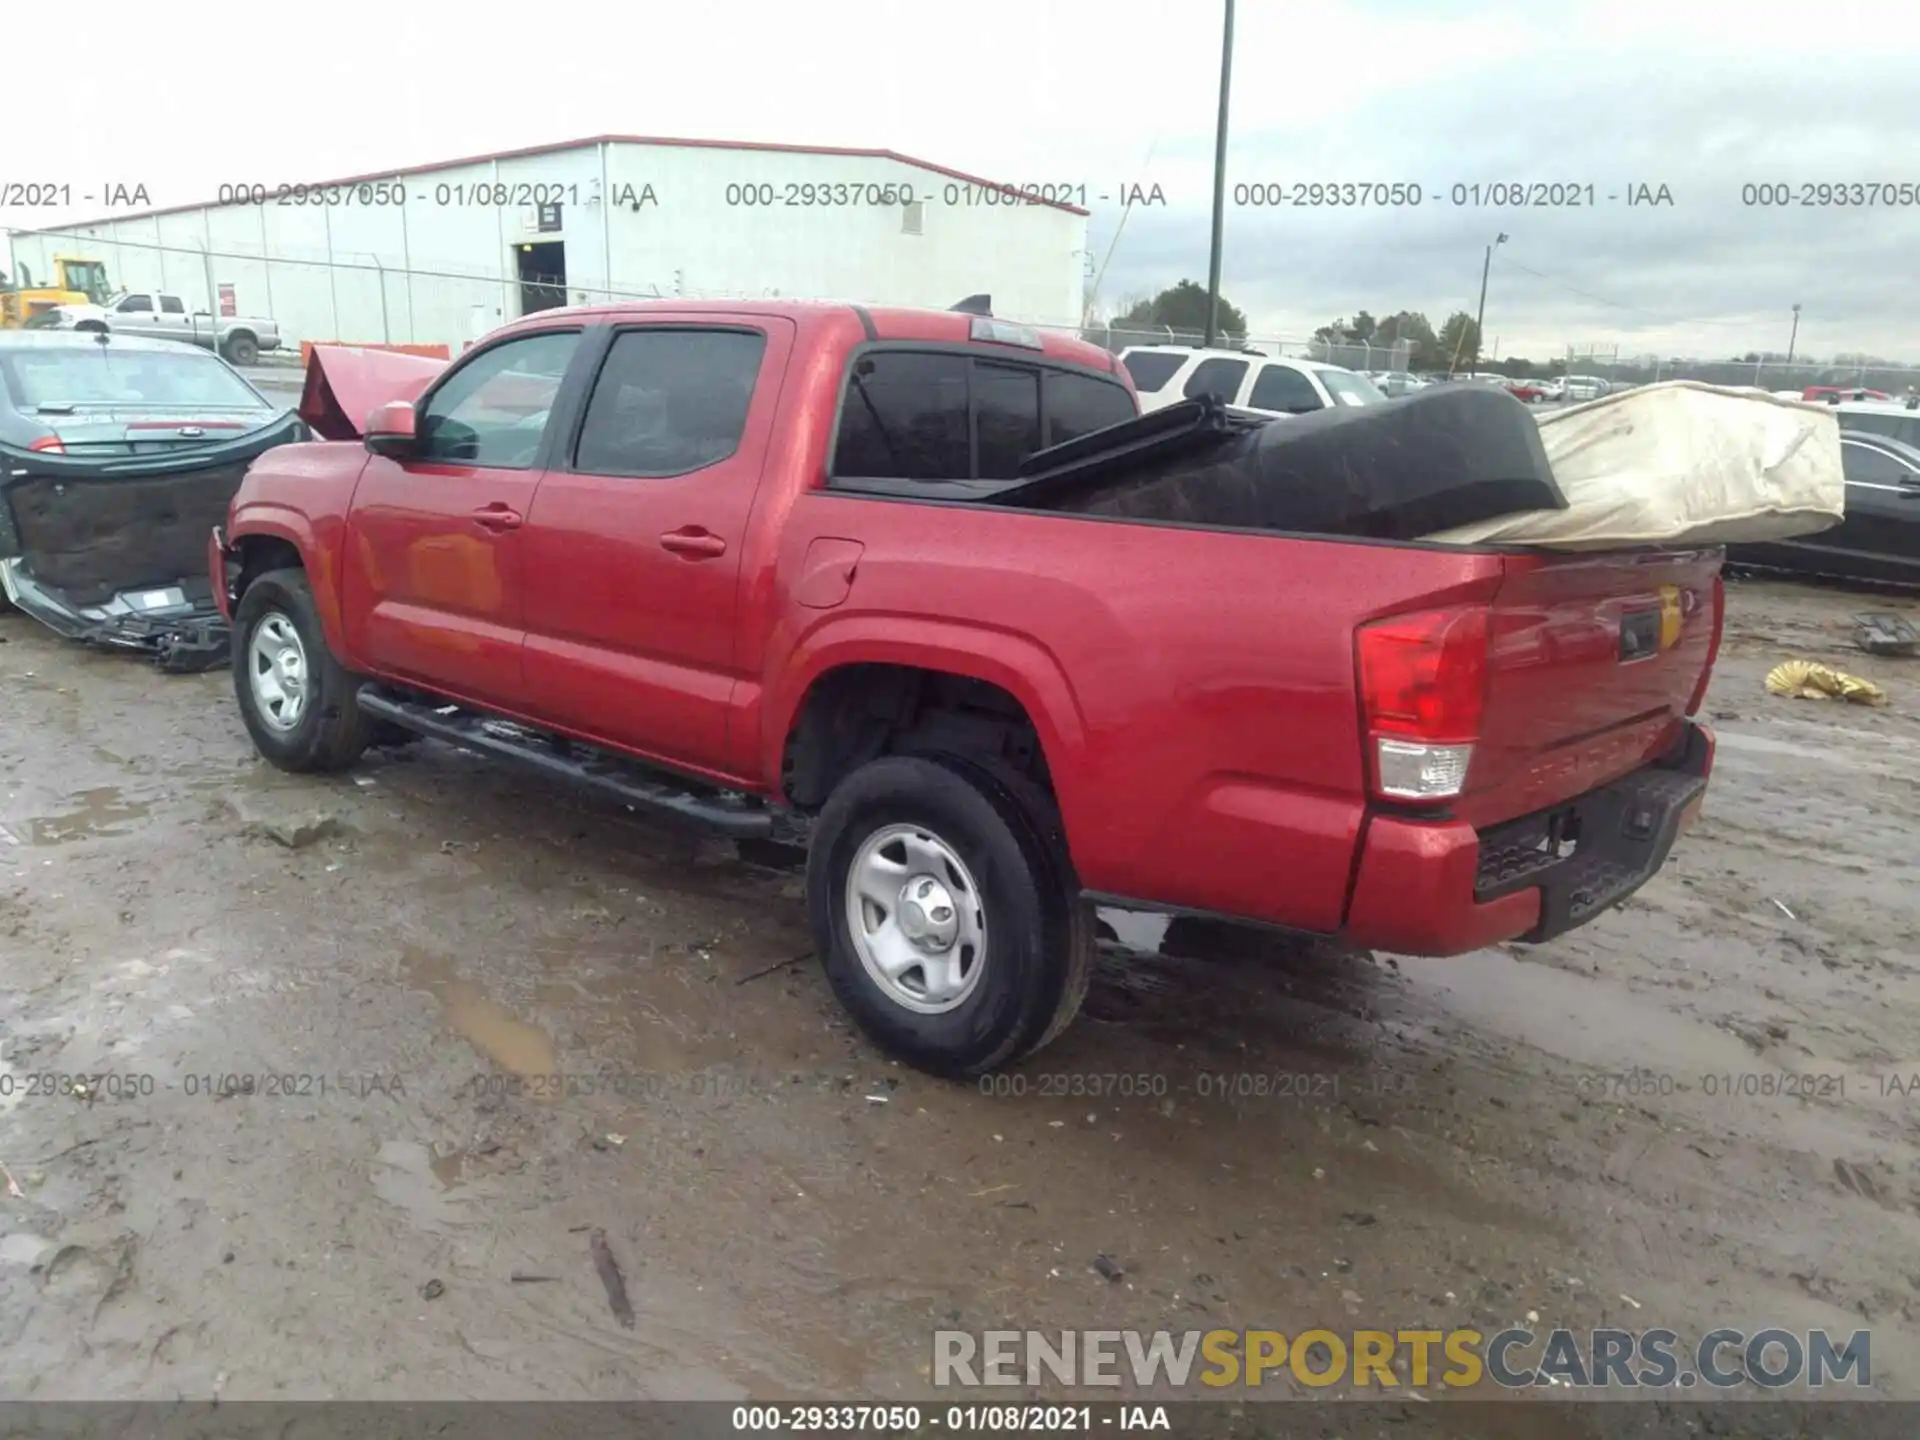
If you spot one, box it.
[0,330,306,669]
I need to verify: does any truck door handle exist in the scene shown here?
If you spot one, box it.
[471,503,523,531]
[659,528,727,558]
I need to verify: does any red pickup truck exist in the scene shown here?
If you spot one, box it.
[211,300,1722,1077]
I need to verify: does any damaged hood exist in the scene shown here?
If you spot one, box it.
[298,346,449,440]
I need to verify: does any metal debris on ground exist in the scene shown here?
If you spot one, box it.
[1763,660,1888,706]
[1852,612,1918,657]
[589,1228,636,1328]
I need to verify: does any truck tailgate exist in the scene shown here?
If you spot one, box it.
[1458,547,1723,829]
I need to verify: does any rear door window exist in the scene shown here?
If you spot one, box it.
[1121,351,1186,393]
[1183,357,1248,403]
[573,328,767,476]
[833,351,1133,484]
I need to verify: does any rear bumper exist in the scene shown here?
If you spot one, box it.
[1,554,231,673]
[1342,721,1713,955]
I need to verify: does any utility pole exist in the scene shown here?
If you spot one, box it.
[1471,232,1507,370]
[1203,0,1235,348]
[1786,303,1801,365]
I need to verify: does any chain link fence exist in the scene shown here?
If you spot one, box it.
[1560,347,1920,396]
[10,228,1914,392]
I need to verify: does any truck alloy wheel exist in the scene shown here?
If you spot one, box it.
[247,613,310,731]
[806,754,1093,1078]
[231,567,370,773]
[844,823,988,1014]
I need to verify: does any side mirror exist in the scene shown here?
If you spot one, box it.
[365,400,418,458]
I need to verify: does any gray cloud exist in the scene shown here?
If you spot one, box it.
[1085,37,1920,360]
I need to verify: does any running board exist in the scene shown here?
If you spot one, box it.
[355,686,776,839]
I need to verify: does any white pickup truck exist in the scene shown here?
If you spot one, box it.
[31,289,283,366]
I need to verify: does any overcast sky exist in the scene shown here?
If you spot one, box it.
[6,0,1917,362]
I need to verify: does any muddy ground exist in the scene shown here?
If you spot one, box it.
[1,576,1917,1420]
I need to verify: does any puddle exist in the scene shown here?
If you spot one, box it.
[429,1143,469,1187]
[1398,946,1904,1158]
[1714,726,1915,777]
[401,944,558,1079]
[19,787,151,845]
[367,1140,477,1232]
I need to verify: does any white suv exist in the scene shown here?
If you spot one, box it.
[1117,346,1386,417]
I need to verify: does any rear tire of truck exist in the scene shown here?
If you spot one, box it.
[223,334,259,366]
[807,754,1094,1080]
[232,567,369,774]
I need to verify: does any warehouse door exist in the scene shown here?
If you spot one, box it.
[515,241,566,316]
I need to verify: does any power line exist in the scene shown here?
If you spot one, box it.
[1491,252,1760,330]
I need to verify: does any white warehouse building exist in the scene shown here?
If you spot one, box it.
[5,134,1090,356]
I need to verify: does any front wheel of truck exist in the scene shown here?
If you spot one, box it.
[807,754,1094,1079]
[232,567,370,773]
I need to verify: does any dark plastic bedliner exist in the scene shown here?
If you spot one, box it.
[992,386,1567,540]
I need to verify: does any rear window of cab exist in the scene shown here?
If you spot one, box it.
[831,347,1136,484]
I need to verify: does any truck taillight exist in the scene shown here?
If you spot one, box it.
[1355,604,1491,801]
[1686,573,1725,717]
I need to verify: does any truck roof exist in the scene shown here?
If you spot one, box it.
[491,298,1124,375]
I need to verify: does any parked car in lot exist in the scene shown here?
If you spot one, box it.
[1803,385,1890,404]
[1727,431,1920,584]
[1369,370,1427,398]
[212,299,1724,1077]
[0,331,304,663]
[1504,377,1551,403]
[1562,375,1610,402]
[1821,398,1920,447]
[1119,344,1386,415]
[28,288,283,366]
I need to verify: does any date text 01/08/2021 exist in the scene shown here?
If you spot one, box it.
[213,181,619,209]
[0,1072,406,1100]
[206,179,1167,211]
[1230,182,1675,207]
[0,182,150,209]
[728,1404,1171,1432]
